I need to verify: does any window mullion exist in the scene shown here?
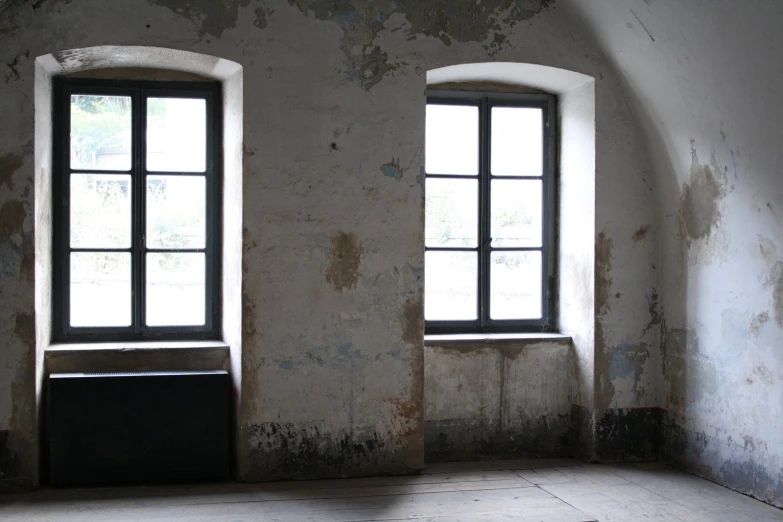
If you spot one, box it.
[479,98,490,330]
[132,89,144,335]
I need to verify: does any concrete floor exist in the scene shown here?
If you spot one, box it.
[1,459,781,521]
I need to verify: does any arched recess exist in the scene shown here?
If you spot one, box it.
[426,63,597,458]
[33,46,243,483]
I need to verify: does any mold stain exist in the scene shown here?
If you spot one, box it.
[595,231,613,316]
[632,225,650,242]
[773,271,783,327]
[0,153,23,190]
[680,142,726,244]
[642,289,661,335]
[401,296,423,346]
[0,200,26,242]
[286,0,553,90]
[242,226,259,347]
[4,51,28,83]
[14,313,34,351]
[749,311,769,337]
[325,231,362,292]
[149,0,252,39]
[254,6,275,28]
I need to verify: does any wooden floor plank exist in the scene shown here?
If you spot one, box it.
[609,464,783,522]
[425,458,582,474]
[1,461,779,522]
[1,487,588,522]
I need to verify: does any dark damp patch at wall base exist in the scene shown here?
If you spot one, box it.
[569,404,594,462]
[243,423,420,481]
[595,407,661,462]
[424,415,570,463]
[0,430,21,486]
[662,414,783,508]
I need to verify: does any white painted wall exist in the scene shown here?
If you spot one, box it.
[561,0,783,505]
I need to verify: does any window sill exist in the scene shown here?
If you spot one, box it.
[45,341,231,374]
[47,340,230,352]
[424,332,571,346]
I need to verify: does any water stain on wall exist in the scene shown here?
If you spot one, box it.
[632,225,649,242]
[595,231,613,316]
[680,143,726,244]
[286,0,554,89]
[253,7,275,29]
[150,0,251,39]
[750,311,769,337]
[325,231,362,291]
[401,296,423,345]
[0,201,26,242]
[662,328,717,411]
[772,271,783,327]
[0,153,23,189]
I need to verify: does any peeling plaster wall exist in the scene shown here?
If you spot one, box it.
[0,0,657,487]
[562,0,783,507]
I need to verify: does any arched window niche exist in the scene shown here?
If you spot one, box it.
[426,63,597,457]
[34,46,243,481]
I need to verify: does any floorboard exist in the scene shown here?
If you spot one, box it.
[0,461,780,521]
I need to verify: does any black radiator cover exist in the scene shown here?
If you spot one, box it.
[48,370,230,487]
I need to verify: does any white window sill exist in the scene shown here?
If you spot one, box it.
[45,341,230,374]
[424,333,571,345]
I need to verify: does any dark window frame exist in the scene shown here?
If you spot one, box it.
[425,90,557,334]
[52,78,222,342]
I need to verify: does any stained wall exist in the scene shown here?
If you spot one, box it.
[0,0,657,488]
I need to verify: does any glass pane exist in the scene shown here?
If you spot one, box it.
[146,253,205,326]
[425,104,478,175]
[70,252,131,327]
[491,179,542,247]
[146,98,207,172]
[147,176,206,249]
[424,251,477,320]
[491,107,543,177]
[425,178,478,248]
[70,95,132,171]
[70,174,131,248]
[490,251,542,320]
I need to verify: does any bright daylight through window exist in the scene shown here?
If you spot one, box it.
[53,79,221,342]
[424,90,555,334]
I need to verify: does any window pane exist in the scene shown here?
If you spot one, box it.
[490,251,542,320]
[425,178,478,248]
[425,251,477,320]
[70,174,131,248]
[491,107,542,177]
[146,98,206,172]
[425,104,478,175]
[70,95,132,171]
[70,252,131,327]
[147,176,206,249]
[491,179,542,248]
[146,253,205,326]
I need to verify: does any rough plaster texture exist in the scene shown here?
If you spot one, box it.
[424,339,572,461]
[560,0,783,507]
[0,0,658,489]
